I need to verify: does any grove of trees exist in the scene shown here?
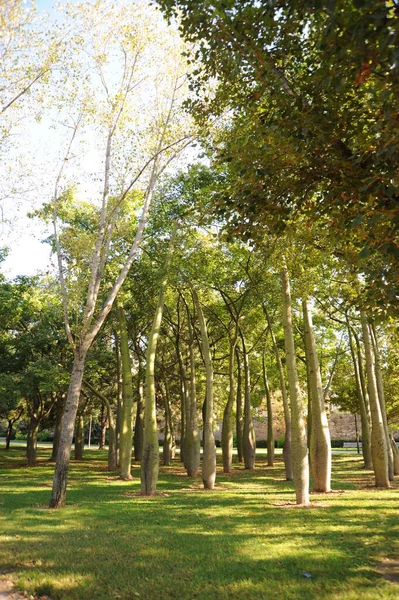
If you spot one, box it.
[1,0,398,511]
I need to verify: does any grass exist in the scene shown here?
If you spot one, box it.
[0,447,398,600]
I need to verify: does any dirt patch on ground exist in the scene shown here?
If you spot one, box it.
[376,558,399,584]
[0,579,51,600]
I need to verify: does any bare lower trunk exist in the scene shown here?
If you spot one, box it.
[49,351,87,508]
[281,260,309,505]
[262,354,274,467]
[141,236,174,495]
[50,395,65,462]
[106,406,117,471]
[235,350,243,463]
[222,342,236,473]
[162,382,173,466]
[241,332,256,470]
[27,417,39,467]
[192,288,216,490]
[114,332,123,467]
[74,414,84,460]
[184,309,200,477]
[391,435,399,475]
[134,369,144,462]
[5,420,13,450]
[360,311,389,488]
[118,305,134,481]
[303,299,331,493]
[347,319,372,469]
[371,324,394,481]
[264,308,293,479]
[99,402,107,449]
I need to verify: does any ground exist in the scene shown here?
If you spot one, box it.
[0,446,398,600]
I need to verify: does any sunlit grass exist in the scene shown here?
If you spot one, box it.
[0,447,398,599]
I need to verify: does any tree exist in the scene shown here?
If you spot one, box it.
[157,0,399,316]
[42,1,193,507]
[281,259,309,506]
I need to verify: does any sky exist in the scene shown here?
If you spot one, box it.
[1,0,194,280]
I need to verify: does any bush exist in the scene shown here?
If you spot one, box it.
[37,429,53,442]
[331,440,344,448]
[275,436,285,448]
[15,431,27,441]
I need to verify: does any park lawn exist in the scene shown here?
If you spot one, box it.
[0,448,398,600]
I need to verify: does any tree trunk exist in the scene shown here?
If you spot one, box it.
[370,324,394,481]
[184,303,200,477]
[161,382,173,466]
[134,364,144,462]
[176,340,188,465]
[118,305,134,480]
[99,402,107,449]
[74,414,84,460]
[262,353,274,467]
[360,311,389,488]
[141,236,174,495]
[264,308,293,479]
[114,331,123,467]
[222,341,237,473]
[303,299,331,493]
[390,435,399,476]
[50,394,65,462]
[192,288,216,490]
[281,260,309,505]
[235,349,244,463]
[347,318,373,469]
[49,350,87,507]
[27,416,39,467]
[240,332,256,470]
[6,420,13,450]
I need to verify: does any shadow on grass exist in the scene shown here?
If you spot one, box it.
[0,448,398,600]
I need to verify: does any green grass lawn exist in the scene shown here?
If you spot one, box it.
[0,448,398,600]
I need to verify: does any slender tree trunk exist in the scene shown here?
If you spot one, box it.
[118,305,134,480]
[264,308,293,480]
[114,331,123,467]
[165,379,176,459]
[27,416,39,467]
[161,382,173,466]
[222,341,237,473]
[82,380,117,470]
[74,414,84,460]
[6,420,13,450]
[49,350,87,507]
[235,350,244,463]
[50,394,65,462]
[134,363,144,462]
[303,299,331,493]
[184,303,200,477]
[281,259,309,505]
[240,332,256,470]
[141,235,174,495]
[99,402,107,449]
[370,324,394,481]
[390,435,399,476]
[176,338,188,465]
[360,311,389,488]
[353,328,372,428]
[192,288,216,490]
[262,353,274,467]
[347,319,373,469]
